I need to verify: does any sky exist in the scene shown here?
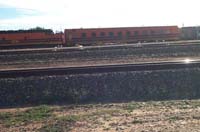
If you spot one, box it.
[0,0,200,31]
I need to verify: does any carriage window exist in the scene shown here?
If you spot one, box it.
[109,32,114,37]
[134,31,139,35]
[166,30,171,34]
[126,31,131,36]
[118,32,122,37]
[92,32,96,37]
[82,33,87,38]
[159,30,164,34]
[142,30,148,35]
[150,30,155,34]
[100,32,105,37]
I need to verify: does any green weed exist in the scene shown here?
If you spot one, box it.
[0,105,52,127]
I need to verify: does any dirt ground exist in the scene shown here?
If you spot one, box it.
[1,100,200,132]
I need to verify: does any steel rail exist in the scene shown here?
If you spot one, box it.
[1,40,200,55]
[0,60,200,78]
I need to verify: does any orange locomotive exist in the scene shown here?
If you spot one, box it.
[0,29,63,47]
[64,26,180,46]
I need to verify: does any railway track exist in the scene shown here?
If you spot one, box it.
[1,40,200,55]
[0,59,200,78]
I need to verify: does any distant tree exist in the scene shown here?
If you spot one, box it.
[29,27,45,30]
[28,27,54,34]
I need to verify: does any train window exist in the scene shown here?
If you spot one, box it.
[92,32,96,37]
[159,30,164,34]
[142,30,148,35]
[166,30,171,34]
[150,30,155,34]
[126,31,131,36]
[82,33,87,38]
[100,32,105,37]
[118,32,122,37]
[134,31,139,35]
[109,32,114,37]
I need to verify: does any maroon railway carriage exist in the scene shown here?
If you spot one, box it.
[64,26,180,46]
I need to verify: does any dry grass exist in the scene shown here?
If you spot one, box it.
[1,100,200,132]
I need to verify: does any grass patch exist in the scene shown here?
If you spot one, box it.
[39,121,72,132]
[189,101,200,108]
[58,115,81,123]
[40,109,121,132]
[192,116,200,120]
[123,102,141,112]
[103,127,111,131]
[90,109,121,116]
[131,120,144,124]
[168,116,185,122]
[39,115,81,132]
[84,109,121,122]
[0,105,52,127]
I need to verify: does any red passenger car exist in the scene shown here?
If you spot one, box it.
[64,26,180,46]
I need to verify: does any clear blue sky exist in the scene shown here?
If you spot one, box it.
[0,7,20,19]
[0,0,200,31]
